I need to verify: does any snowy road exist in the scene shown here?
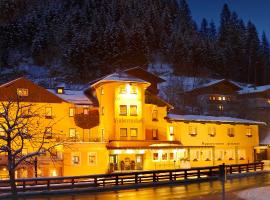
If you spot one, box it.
[19,173,270,200]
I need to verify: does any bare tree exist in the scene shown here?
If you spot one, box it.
[0,98,65,196]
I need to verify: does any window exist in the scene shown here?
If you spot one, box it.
[57,88,64,94]
[130,86,137,94]
[101,128,105,142]
[246,128,252,137]
[153,153,159,161]
[152,129,158,140]
[238,149,246,160]
[222,96,226,101]
[203,150,212,161]
[130,105,137,116]
[227,128,235,137]
[45,127,52,139]
[17,88,28,97]
[162,153,168,161]
[45,107,52,118]
[226,150,235,160]
[169,126,174,136]
[88,152,97,166]
[120,128,127,137]
[208,127,216,137]
[218,105,224,111]
[188,126,197,136]
[69,108,75,117]
[130,128,138,137]
[72,154,80,165]
[120,86,126,94]
[152,110,158,121]
[216,150,224,161]
[119,105,127,116]
[83,108,89,115]
[169,153,174,160]
[191,150,200,161]
[69,128,76,138]
[218,96,222,101]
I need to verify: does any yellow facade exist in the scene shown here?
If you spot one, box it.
[0,75,263,179]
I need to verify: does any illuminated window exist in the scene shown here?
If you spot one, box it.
[57,88,64,94]
[69,108,75,117]
[69,128,76,138]
[45,127,52,139]
[169,153,174,160]
[17,88,28,97]
[246,128,252,137]
[153,153,159,161]
[238,149,246,160]
[216,150,224,161]
[191,150,200,161]
[227,128,234,137]
[152,129,158,140]
[130,105,137,116]
[120,128,127,137]
[130,128,138,137]
[218,96,222,101]
[212,96,216,100]
[169,126,174,136]
[130,86,137,94]
[203,150,212,161]
[119,105,127,116]
[162,153,168,161]
[188,126,197,136]
[45,107,52,118]
[152,110,158,121]
[88,152,97,166]
[218,105,224,111]
[208,127,216,137]
[226,150,235,160]
[222,96,226,101]
[119,86,126,94]
[83,108,89,115]
[72,154,80,165]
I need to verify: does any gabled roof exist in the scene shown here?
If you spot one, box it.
[89,72,150,88]
[186,79,241,93]
[0,77,64,103]
[167,114,266,125]
[238,85,270,95]
[47,89,93,105]
[145,90,173,109]
[124,66,165,83]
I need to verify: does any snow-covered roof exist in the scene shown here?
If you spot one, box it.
[167,114,266,125]
[238,85,270,95]
[89,72,150,88]
[185,79,241,92]
[47,89,92,105]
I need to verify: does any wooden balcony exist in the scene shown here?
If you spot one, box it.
[74,109,99,129]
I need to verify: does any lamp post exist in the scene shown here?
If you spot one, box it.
[34,157,38,178]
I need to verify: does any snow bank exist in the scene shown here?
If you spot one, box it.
[237,186,270,200]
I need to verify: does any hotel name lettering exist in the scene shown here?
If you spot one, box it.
[115,118,143,123]
[202,142,240,146]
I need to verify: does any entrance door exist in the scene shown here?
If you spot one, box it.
[136,155,143,170]
[254,149,267,162]
[109,155,118,171]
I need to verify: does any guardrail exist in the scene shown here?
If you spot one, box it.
[0,162,264,195]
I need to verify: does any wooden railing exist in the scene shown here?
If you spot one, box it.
[0,162,264,195]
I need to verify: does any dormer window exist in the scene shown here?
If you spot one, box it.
[17,88,28,97]
[56,87,64,94]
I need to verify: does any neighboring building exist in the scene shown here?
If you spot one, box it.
[0,69,265,179]
[183,79,241,116]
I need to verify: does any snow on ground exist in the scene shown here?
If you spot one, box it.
[237,186,270,200]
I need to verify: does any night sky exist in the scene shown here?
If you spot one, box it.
[188,0,270,38]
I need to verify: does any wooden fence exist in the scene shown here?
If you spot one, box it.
[0,162,264,194]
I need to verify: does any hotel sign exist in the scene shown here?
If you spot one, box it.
[202,142,240,146]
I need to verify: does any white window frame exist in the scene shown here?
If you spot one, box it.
[88,152,97,166]
[71,153,81,165]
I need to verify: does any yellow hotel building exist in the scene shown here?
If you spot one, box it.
[0,68,265,178]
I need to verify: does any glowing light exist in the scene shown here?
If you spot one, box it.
[114,150,122,154]
[138,150,145,154]
[51,169,57,177]
[126,149,135,154]
[3,168,6,171]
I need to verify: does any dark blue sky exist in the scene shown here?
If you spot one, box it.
[188,0,270,38]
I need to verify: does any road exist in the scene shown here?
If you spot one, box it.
[20,173,270,200]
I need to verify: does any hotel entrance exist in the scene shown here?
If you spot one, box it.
[109,150,145,172]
